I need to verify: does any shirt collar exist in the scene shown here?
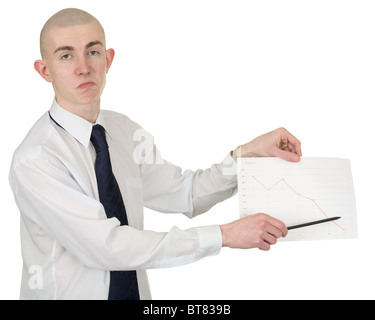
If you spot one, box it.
[49,98,107,148]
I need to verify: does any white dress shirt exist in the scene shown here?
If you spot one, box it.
[9,99,238,300]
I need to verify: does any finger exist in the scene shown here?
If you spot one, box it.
[277,128,302,155]
[285,131,302,157]
[270,146,301,162]
[266,224,283,239]
[287,143,298,155]
[265,215,288,237]
[263,232,278,246]
[259,241,271,251]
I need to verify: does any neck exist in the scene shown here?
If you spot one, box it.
[55,97,100,123]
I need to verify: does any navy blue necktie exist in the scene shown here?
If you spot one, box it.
[90,124,140,300]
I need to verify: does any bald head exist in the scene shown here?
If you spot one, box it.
[40,8,105,58]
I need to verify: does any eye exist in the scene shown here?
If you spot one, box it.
[61,54,72,60]
[89,50,100,56]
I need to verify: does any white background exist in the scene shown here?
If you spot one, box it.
[1,0,374,300]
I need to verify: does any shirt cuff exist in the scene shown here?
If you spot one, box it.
[194,225,222,259]
[218,152,238,179]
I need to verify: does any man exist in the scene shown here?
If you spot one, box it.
[9,8,302,300]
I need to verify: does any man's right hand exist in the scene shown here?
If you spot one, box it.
[219,213,288,251]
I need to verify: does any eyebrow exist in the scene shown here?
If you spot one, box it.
[54,41,104,55]
[54,45,74,54]
[86,41,104,49]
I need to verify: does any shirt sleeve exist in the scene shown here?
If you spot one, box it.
[139,134,238,218]
[9,153,222,271]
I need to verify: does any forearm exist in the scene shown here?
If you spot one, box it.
[142,153,237,217]
[188,153,238,218]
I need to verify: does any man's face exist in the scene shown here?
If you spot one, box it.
[37,22,114,109]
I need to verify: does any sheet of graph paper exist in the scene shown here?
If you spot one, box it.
[238,157,358,241]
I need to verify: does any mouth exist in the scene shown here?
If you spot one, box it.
[78,82,95,89]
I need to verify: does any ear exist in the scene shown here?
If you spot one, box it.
[34,60,52,82]
[105,48,115,73]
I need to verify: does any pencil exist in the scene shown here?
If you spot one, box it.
[287,216,341,230]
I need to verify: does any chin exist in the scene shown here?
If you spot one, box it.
[79,91,101,104]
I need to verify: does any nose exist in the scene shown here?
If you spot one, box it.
[75,55,91,76]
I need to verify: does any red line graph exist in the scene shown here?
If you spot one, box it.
[251,176,344,230]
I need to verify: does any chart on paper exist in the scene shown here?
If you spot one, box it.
[238,158,357,241]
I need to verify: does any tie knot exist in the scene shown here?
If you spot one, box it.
[90,124,108,153]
